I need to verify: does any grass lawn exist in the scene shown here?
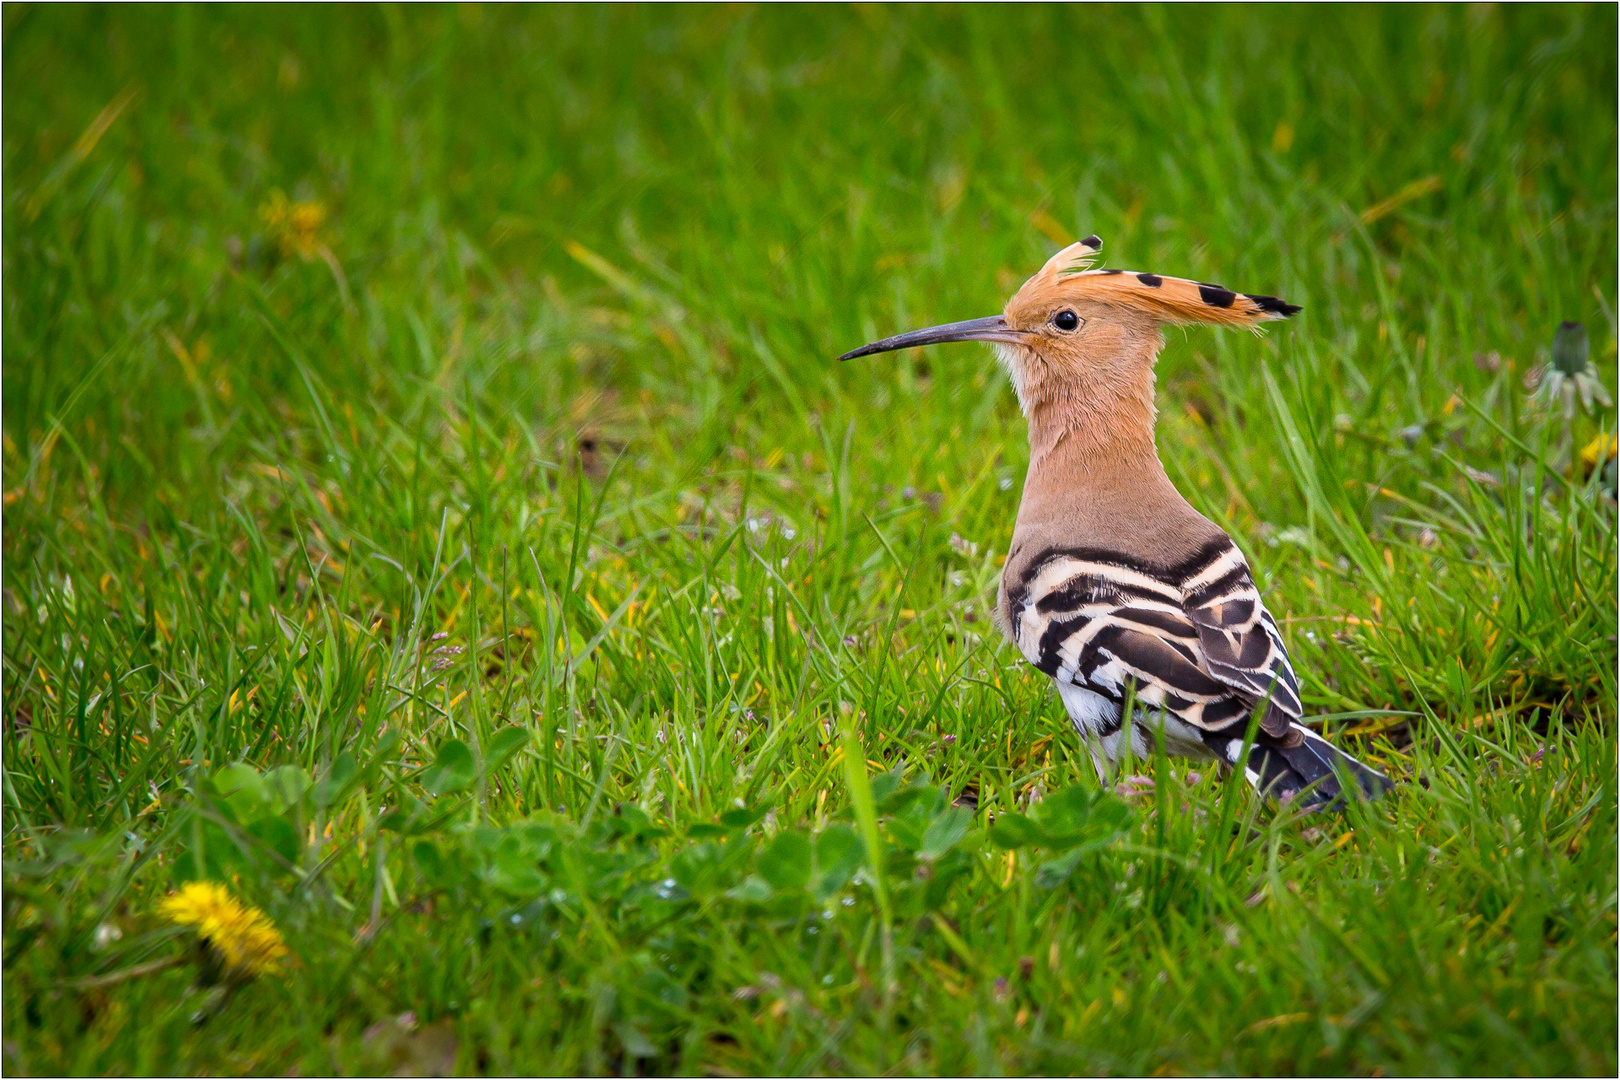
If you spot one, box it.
[3,5,1616,1075]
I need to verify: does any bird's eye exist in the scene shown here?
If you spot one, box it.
[1052,310,1081,332]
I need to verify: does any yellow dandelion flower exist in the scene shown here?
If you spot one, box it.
[259,189,328,258]
[1580,433,1616,471]
[159,881,288,980]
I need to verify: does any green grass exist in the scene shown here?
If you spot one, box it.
[3,4,1616,1075]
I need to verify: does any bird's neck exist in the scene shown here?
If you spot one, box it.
[1023,363,1167,498]
[1010,342,1212,563]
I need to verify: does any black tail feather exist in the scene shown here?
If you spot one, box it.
[1221,725,1394,810]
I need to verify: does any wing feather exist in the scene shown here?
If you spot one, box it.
[1011,541,1302,739]
[1184,577,1303,726]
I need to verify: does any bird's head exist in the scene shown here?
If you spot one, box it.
[840,235,1299,417]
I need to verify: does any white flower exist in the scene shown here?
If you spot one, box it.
[1540,321,1613,417]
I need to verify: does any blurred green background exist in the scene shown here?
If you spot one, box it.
[3,4,1616,1076]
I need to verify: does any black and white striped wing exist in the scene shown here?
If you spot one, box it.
[1009,540,1300,737]
[1180,541,1303,726]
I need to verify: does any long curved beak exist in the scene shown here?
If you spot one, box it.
[837,315,1023,361]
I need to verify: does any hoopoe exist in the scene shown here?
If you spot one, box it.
[841,236,1392,808]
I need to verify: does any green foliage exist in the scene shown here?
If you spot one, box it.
[990,784,1134,887]
[419,741,477,798]
[3,4,1616,1075]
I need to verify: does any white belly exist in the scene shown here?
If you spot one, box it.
[1055,682,1216,768]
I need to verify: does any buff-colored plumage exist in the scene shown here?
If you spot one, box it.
[840,236,1391,808]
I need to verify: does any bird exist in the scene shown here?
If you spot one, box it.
[839,235,1392,809]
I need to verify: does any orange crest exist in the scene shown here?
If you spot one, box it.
[1014,236,1299,329]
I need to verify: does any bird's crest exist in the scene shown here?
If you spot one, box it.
[1027,235,1300,329]
[1034,234,1106,278]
